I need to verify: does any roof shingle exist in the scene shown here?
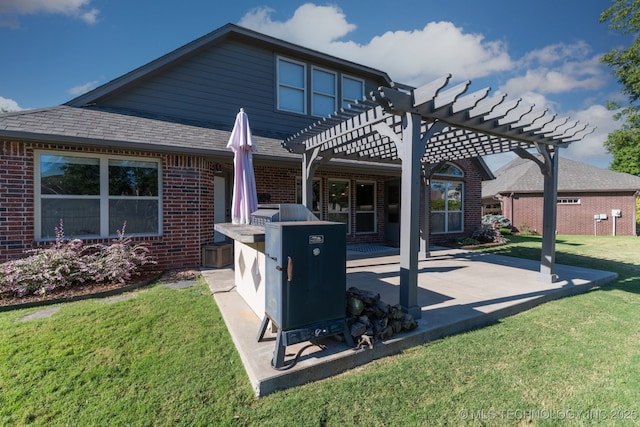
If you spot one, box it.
[482,156,640,197]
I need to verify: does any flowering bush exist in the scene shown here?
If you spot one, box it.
[0,220,156,299]
[471,224,509,244]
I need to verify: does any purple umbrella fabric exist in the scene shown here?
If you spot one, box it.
[227,108,258,224]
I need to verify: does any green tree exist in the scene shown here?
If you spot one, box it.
[600,0,640,174]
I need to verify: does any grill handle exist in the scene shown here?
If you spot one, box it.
[274,256,293,282]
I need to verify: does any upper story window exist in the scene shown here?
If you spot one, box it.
[277,57,306,114]
[277,56,367,117]
[342,76,364,108]
[312,67,336,117]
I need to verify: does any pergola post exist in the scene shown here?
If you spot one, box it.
[398,111,424,319]
[515,145,560,283]
[302,147,321,209]
[419,165,430,259]
[539,146,559,282]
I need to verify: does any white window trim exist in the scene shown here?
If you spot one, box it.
[557,198,581,205]
[341,74,364,108]
[35,150,163,240]
[355,180,376,234]
[276,56,307,114]
[311,66,337,117]
[433,162,464,178]
[431,180,464,234]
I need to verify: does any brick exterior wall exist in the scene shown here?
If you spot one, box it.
[503,192,638,236]
[0,140,223,270]
[1,140,485,270]
[0,141,33,258]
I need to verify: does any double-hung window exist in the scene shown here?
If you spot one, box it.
[277,57,306,114]
[277,56,365,117]
[36,152,161,239]
[312,67,336,117]
[430,163,464,233]
[342,76,364,108]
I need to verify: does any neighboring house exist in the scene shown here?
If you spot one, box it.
[0,23,493,269]
[482,156,640,236]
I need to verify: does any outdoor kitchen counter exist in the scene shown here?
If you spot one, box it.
[214,223,265,243]
[214,222,267,319]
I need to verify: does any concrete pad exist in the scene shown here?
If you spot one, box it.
[201,267,236,294]
[205,247,618,397]
[161,280,198,289]
[18,306,61,321]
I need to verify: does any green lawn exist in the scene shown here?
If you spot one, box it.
[1,235,639,426]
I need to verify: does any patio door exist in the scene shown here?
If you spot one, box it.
[384,179,400,246]
[214,175,228,243]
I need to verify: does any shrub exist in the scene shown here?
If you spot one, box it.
[455,237,480,246]
[518,224,540,236]
[471,224,509,244]
[481,214,512,229]
[0,220,156,299]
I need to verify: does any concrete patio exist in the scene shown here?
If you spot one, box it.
[201,246,618,397]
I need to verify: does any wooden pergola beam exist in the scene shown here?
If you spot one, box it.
[283,75,594,319]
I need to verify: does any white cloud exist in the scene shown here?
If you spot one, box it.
[0,96,22,112]
[239,3,616,171]
[69,80,99,96]
[239,4,512,86]
[561,104,621,168]
[239,4,355,48]
[501,42,607,98]
[0,0,99,26]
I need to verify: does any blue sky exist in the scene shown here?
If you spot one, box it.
[0,0,632,170]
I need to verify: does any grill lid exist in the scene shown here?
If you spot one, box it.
[251,204,318,225]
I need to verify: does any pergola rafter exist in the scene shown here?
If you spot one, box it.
[282,75,595,319]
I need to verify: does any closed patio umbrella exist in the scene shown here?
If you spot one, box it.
[227,108,258,224]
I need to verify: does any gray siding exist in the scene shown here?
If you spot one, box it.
[99,39,383,139]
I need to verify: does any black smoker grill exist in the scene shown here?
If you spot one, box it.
[256,205,354,369]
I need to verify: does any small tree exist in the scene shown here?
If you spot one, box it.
[600,0,640,174]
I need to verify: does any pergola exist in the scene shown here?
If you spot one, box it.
[282,75,594,319]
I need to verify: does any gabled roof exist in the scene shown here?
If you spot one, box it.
[0,23,394,167]
[66,23,392,108]
[482,156,640,197]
